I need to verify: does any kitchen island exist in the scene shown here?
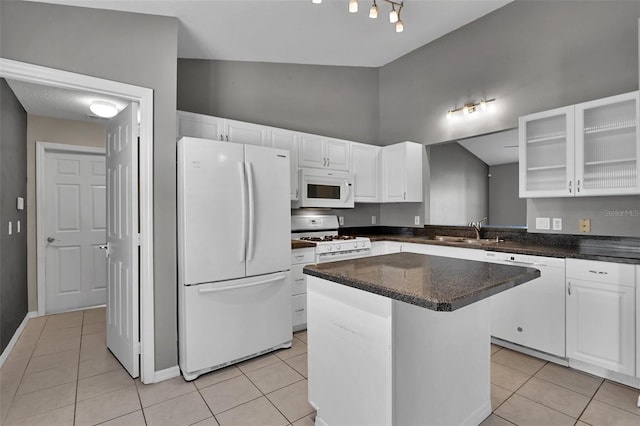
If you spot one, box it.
[303,252,540,426]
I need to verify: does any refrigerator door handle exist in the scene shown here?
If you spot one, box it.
[197,274,286,294]
[247,162,256,261]
[239,162,248,262]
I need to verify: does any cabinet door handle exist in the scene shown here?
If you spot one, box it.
[294,278,305,282]
[568,180,572,194]
[567,281,571,295]
[294,255,305,260]
[404,192,406,200]
[327,157,330,167]
[588,270,608,275]
[295,308,305,313]
[220,134,224,141]
[577,179,581,193]
[295,188,299,199]
[226,135,229,142]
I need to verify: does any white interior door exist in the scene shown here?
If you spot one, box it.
[43,149,106,313]
[106,102,140,378]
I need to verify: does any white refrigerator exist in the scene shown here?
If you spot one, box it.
[177,137,292,381]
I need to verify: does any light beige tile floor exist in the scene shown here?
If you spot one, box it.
[2,308,640,425]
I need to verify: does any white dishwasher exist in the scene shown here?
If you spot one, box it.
[484,251,566,358]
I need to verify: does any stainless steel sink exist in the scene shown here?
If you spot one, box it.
[435,236,499,245]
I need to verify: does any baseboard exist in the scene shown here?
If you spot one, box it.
[0,311,38,368]
[152,365,181,383]
[491,337,569,367]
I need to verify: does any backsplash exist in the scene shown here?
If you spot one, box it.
[526,196,640,237]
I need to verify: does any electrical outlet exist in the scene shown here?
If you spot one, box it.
[339,216,344,226]
[372,216,377,225]
[579,218,591,233]
[552,218,562,231]
[535,217,550,230]
[414,216,420,225]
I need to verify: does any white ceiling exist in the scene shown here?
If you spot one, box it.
[27,0,511,67]
[457,128,519,166]
[5,79,129,123]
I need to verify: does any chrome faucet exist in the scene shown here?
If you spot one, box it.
[468,217,487,240]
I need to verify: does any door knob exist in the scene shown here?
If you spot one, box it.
[47,237,56,243]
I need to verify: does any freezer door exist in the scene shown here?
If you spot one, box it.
[179,272,293,377]
[244,145,292,277]
[178,138,246,284]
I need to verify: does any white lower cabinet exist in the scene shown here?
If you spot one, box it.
[291,248,315,331]
[566,259,636,376]
[402,242,485,261]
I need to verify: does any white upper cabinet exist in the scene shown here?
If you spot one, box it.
[177,111,267,146]
[298,133,351,171]
[381,142,423,202]
[225,119,268,146]
[575,91,640,196]
[177,111,225,141]
[351,142,380,202]
[519,106,575,198]
[268,128,299,200]
[519,91,639,198]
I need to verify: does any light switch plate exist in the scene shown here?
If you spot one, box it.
[414,216,420,225]
[339,216,344,226]
[535,217,550,230]
[372,216,377,225]
[16,197,24,211]
[579,218,591,233]
[8,221,12,235]
[552,218,562,231]
[17,220,20,233]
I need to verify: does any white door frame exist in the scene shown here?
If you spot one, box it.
[0,58,156,383]
[36,142,106,314]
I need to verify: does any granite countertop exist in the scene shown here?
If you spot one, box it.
[304,252,541,312]
[366,235,640,265]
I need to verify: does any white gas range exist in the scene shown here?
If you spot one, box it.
[291,215,371,263]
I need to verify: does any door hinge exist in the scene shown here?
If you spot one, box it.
[136,233,142,246]
[136,342,142,355]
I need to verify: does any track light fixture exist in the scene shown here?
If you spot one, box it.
[312,0,405,33]
[446,98,496,120]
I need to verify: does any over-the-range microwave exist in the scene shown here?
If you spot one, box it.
[294,168,354,209]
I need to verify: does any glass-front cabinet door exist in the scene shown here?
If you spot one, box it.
[519,106,575,198]
[575,91,639,196]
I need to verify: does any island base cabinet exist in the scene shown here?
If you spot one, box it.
[307,276,393,426]
[307,276,492,426]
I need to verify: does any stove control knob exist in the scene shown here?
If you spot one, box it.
[359,242,365,248]
[353,243,358,248]
[336,244,341,250]
[326,245,332,251]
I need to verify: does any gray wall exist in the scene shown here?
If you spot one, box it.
[178,59,379,144]
[429,143,488,225]
[489,163,526,227]
[527,196,640,237]
[1,79,28,353]
[0,1,179,370]
[379,1,640,145]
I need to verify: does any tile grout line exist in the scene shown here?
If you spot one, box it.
[3,314,50,423]
[73,310,85,426]
[574,379,605,426]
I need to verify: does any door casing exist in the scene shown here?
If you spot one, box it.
[0,58,157,384]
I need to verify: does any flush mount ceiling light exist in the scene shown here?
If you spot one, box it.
[89,101,119,118]
[446,98,496,120]
[312,0,405,33]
